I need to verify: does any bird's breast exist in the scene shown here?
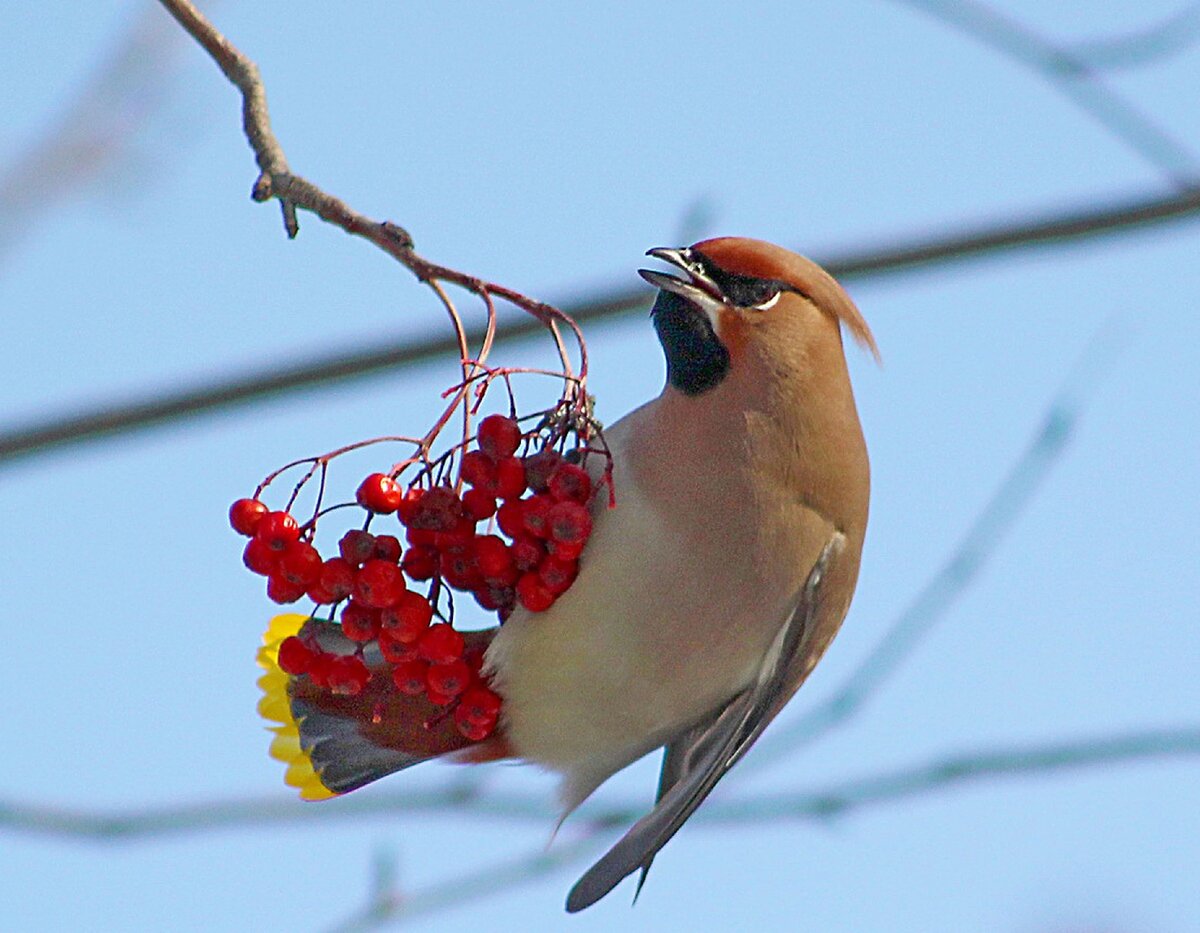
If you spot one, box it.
[484,395,829,798]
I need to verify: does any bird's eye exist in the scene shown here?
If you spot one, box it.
[749,289,781,310]
[726,277,782,310]
[690,252,784,310]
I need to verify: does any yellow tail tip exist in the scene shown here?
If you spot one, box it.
[258,614,338,801]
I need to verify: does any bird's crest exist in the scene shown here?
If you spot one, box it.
[691,237,880,362]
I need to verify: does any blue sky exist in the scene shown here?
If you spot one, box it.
[2,2,1198,930]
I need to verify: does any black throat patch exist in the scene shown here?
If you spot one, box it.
[651,289,730,395]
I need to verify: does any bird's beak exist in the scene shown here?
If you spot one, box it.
[640,248,726,322]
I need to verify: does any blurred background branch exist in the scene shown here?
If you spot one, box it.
[5,725,1195,839]
[2,184,1198,468]
[893,0,1200,186]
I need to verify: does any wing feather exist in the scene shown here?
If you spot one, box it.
[566,533,846,912]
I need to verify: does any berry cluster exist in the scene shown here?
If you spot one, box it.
[231,414,599,743]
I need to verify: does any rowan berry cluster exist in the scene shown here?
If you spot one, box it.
[230,414,600,743]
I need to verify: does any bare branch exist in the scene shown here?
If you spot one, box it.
[3,725,1196,843]
[0,7,188,266]
[155,0,587,382]
[707,726,1200,823]
[3,184,1198,469]
[324,726,1200,927]
[1066,2,1200,72]
[893,0,1200,187]
[323,832,611,932]
[746,327,1122,770]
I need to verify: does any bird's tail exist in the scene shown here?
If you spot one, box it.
[257,614,509,800]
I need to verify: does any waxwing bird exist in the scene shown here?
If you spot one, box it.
[257,237,876,911]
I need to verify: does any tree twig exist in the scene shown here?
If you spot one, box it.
[3,183,1198,468]
[155,0,586,382]
[1065,2,1200,71]
[892,0,1200,187]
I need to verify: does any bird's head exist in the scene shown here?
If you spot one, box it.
[641,237,878,396]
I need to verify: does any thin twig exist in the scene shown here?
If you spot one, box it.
[323,831,612,932]
[893,0,1200,187]
[156,0,585,371]
[0,6,190,266]
[1065,2,1200,71]
[3,184,1198,468]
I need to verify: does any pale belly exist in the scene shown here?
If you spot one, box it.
[483,409,822,806]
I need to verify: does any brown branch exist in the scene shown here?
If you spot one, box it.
[3,183,1199,468]
[156,0,586,383]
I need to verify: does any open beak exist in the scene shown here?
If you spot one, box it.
[639,248,726,321]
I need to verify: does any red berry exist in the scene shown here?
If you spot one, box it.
[426,659,471,698]
[379,590,434,643]
[455,715,495,741]
[548,463,592,504]
[318,557,356,600]
[356,473,403,513]
[522,448,564,492]
[255,511,300,552]
[339,529,377,567]
[279,540,322,586]
[404,526,437,548]
[538,556,578,595]
[307,580,337,604]
[391,659,428,695]
[426,688,456,707]
[473,535,515,582]
[341,601,381,642]
[407,486,464,532]
[243,537,280,576]
[440,546,482,590]
[462,488,497,521]
[546,537,584,561]
[511,536,545,572]
[547,500,592,545]
[492,456,527,499]
[520,494,554,539]
[474,584,516,612]
[459,450,495,487]
[432,516,476,551]
[516,572,556,612]
[327,655,370,696]
[354,559,407,609]
[496,499,526,538]
[229,498,268,536]
[379,633,418,664]
[417,623,465,664]
[477,414,522,459]
[401,545,438,581]
[267,573,308,604]
[458,685,503,724]
[373,534,403,563]
[277,636,316,675]
[306,651,336,688]
[396,487,424,525]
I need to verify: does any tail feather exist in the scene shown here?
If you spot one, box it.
[257,614,502,799]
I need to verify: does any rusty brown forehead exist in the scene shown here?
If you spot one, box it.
[689,236,796,282]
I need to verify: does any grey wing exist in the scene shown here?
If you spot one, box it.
[565,533,846,913]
